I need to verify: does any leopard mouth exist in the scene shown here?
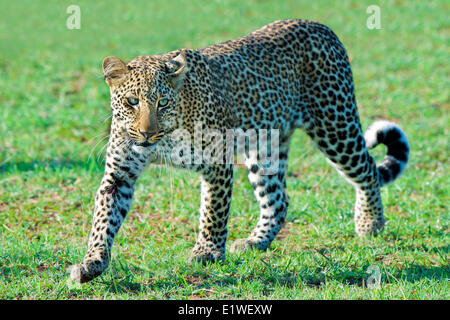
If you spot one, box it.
[127,132,159,148]
[135,141,155,148]
[126,127,165,148]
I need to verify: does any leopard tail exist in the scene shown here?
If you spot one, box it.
[364,120,410,187]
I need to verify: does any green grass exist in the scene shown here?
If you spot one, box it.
[0,0,448,299]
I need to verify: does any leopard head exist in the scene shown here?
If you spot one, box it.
[102,50,188,147]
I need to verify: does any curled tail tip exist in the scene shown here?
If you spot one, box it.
[364,120,410,186]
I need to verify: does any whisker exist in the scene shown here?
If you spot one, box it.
[163,151,175,214]
[96,140,109,163]
[102,114,113,123]
[84,131,109,147]
[87,134,109,162]
[157,149,164,177]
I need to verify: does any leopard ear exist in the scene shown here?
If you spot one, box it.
[165,50,188,89]
[102,56,128,87]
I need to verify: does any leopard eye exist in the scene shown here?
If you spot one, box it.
[158,98,169,108]
[126,97,139,106]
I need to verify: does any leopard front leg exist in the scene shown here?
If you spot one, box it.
[230,138,290,253]
[189,164,234,264]
[70,138,149,283]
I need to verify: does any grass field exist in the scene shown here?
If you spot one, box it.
[0,0,448,299]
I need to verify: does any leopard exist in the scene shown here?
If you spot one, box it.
[70,19,409,283]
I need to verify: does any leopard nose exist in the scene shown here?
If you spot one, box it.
[139,129,158,139]
[139,130,151,139]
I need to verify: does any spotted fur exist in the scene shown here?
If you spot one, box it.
[70,20,409,283]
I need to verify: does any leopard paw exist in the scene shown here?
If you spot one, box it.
[188,248,225,265]
[229,238,268,253]
[69,260,107,284]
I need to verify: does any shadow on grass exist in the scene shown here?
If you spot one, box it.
[103,260,450,296]
[397,264,450,283]
[0,158,103,174]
